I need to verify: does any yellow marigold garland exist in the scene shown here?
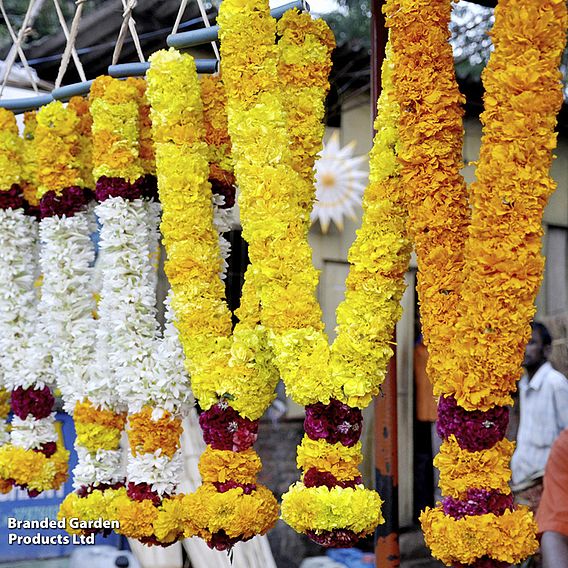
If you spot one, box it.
[36,101,85,198]
[277,8,335,218]
[0,444,68,493]
[0,108,21,189]
[446,0,567,411]
[434,437,513,499]
[420,507,538,566]
[21,112,39,207]
[90,76,144,182]
[67,96,94,189]
[385,0,468,399]
[201,75,235,190]
[128,407,182,459]
[219,1,407,547]
[147,47,279,549]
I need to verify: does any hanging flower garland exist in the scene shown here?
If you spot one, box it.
[283,40,410,546]
[147,47,280,550]
[0,110,35,458]
[417,0,567,565]
[0,107,69,496]
[59,77,149,530]
[218,3,406,546]
[0,110,29,483]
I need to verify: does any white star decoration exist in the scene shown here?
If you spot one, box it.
[311,131,369,233]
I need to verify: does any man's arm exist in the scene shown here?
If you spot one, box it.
[554,375,568,432]
[542,531,568,568]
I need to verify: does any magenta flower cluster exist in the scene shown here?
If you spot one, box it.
[127,481,165,506]
[95,175,158,203]
[11,385,55,420]
[199,402,259,451]
[303,467,362,490]
[307,529,360,548]
[436,395,509,451]
[304,399,363,447]
[210,178,236,208]
[213,480,257,494]
[0,184,27,211]
[442,488,514,519]
[208,529,249,551]
[39,186,93,218]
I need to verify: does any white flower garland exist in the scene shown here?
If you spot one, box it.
[0,209,39,393]
[0,209,59,456]
[10,413,59,449]
[126,448,184,496]
[38,211,97,413]
[89,196,158,411]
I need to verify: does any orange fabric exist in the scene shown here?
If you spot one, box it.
[414,341,438,422]
[536,428,568,537]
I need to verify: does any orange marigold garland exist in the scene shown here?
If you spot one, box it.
[385,0,567,565]
[420,0,566,565]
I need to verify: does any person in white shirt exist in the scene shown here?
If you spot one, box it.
[511,322,568,513]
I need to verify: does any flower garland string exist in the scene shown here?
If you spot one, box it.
[0,110,31,488]
[59,77,150,530]
[147,48,281,550]
[282,39,410,545]
[57,77,196,547]
[98,78,196,547]
[0,108,69,496]
[277,8,334,222]
[417,0,567,565]
[218,3,406,546]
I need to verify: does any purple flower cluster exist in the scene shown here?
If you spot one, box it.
[0,185,26,211]
[39,186,93,218]
[442,488,514,520]
[199,402,259,451]
[210,177,236,208]
[127,481,164,506]
[437,395,509,451]
[95,175,158,203]
[304,399,363,447]
[35,441,57,458]
[208,529,251,551]
[76,480,124,498]
[213,480,257,494]
[306,529,361,548]
[303,468,362,490]
[11,385,55,420]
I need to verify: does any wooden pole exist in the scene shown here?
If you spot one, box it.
[371,1,400,567]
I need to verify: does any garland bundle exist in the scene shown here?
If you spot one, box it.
[147,48,279,550]
[59,78,148,528]
[0,108,69,496]
[385,0,567,564]
[218,2,409,546]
